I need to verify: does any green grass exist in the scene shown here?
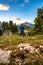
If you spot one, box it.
[0,34,43,50]
[0,34,43,65]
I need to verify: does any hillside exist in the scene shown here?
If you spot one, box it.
[0,34,43,65]
[24,22,34,27]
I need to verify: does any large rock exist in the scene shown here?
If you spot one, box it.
[0,49,12,63]
[17,43,39,53]
[39,45,43,52]
[0,43,42,64]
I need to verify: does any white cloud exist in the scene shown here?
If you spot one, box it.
[24,0,29,2]
[12,17,20,20]
[0,4,9,10]
[9,0,17,2]
[18,0,30,7]
[18,4,25,7]
[11,17,24,25]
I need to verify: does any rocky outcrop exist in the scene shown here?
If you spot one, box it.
[17,43,39,53]
[0,49,12,63]
[39,45,43,52]
[0,43,43,64]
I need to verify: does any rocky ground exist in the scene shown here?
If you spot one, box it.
[0,43,43,65]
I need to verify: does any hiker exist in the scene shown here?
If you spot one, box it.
[19,24,25,36]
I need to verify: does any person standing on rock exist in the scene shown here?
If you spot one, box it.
[19,24,25,36]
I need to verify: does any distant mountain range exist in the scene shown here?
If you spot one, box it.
[0,21,34,28]
[20,22,34,27]
[24,22,34,27]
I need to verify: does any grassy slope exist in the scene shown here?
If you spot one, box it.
[0,34,43,50]
[0,34,43,65]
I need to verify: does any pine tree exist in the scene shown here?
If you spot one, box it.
[34,7,43,34]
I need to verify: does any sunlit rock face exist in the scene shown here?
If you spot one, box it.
[17,43,39,53]
[39,45,43,52]
[0,43,43,64]
[0,49,12,63]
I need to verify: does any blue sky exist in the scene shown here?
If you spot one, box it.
[0,0,43,24]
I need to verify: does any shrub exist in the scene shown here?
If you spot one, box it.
[0,28,3,36]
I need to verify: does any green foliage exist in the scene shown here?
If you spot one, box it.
[0,28,3,36]
[2,21,6,32]
[5,22,9,31]
[34,7,43,34]
[12,23,18,34]
[0,34,43,65]
[0,34,43,50]
[1,20,18,34]
[37,7,43,16]
[2,21,9,32]
[9,20,13,31]
[9,21,18,34]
